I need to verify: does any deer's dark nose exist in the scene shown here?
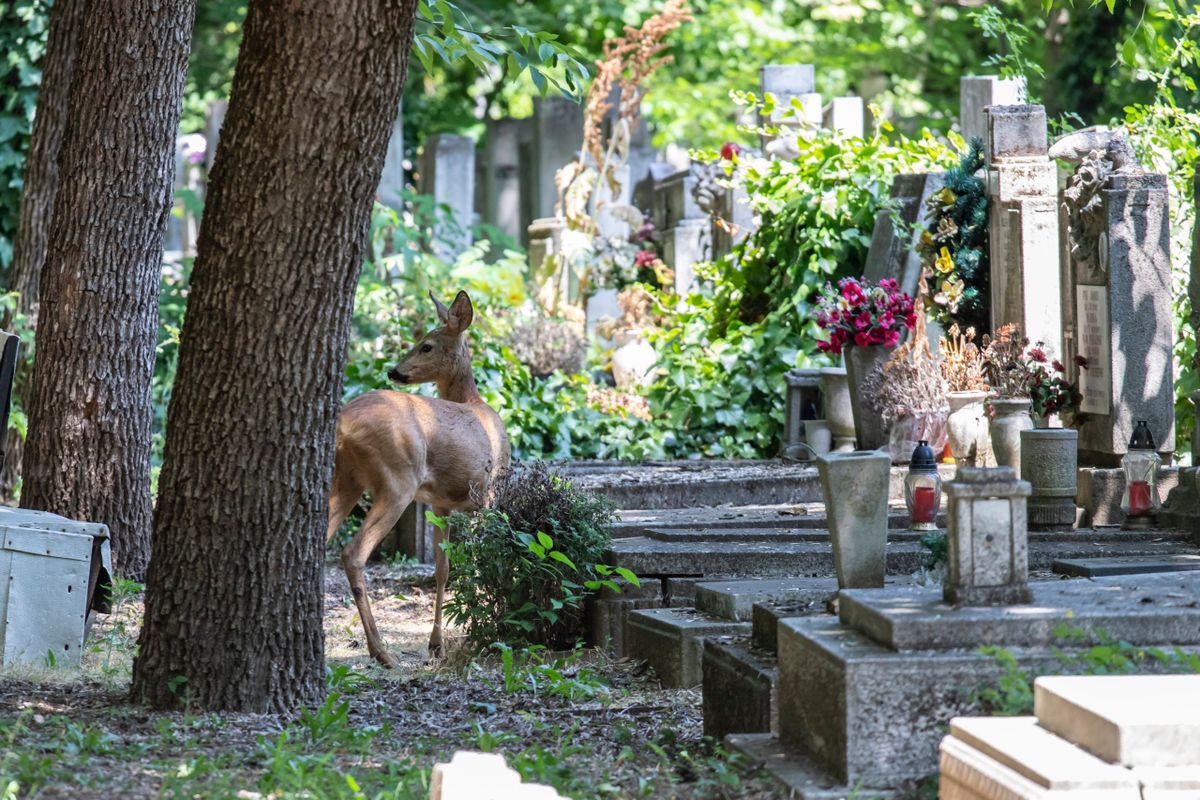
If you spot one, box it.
[388,367,408,383]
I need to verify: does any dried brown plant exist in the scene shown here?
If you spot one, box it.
[586,385,653,421]
[939,324,988,392]
[982,323,1029,398]
[861,304,949,427]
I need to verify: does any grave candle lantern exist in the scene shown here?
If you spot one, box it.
[1120,421,1161,529]
[905,440,941,531]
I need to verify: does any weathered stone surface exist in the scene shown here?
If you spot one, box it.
[1021,429,1078,530]
[1079,467,1180,527]
[531,97,583,219]
[959,76,1025,153]
[939,726,1139,799]
[482,118,533,243]
[759,64,816,125]
[1052,554,1200,578]
[988,104,1049,160]
[419,134,476,259]
[702,635,777,739]
[751,600,827,653]
[726,733,892,800]
[839,572,1200,652]
[818,450,891,588]
[662,219,710,295]
[1035,675,1200,767]
[943,467,1033,606]
[863,173,946,301]
[695,577,837,621]
[586,578,662,657]
[664,576,703,607]
[625,607,749,687]
[606,537,928,578]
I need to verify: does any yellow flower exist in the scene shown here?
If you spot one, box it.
[935,277,965,312]
[934,246,955,275]
[919,231,935,248]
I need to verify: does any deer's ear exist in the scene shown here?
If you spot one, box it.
[447,291,474,334]
[430,291,450,324]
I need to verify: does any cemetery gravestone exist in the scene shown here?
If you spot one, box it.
[532,96,584,220]
[377,98,406,210]
[863,172,946,301]
[482,118,532,243]
[419,134,476,259]
[986,105,1063,357]
[958,76,1025,156]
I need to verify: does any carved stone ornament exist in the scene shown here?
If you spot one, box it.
[1062,149,1114,278]
[691,161,723,217]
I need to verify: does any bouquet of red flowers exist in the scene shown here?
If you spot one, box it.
[815,277,917,355]
[1025,342,1085,420]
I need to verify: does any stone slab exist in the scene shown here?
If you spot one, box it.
[839,572,1200,651]
[694,577,837,621]
[726,733,897,800]
[1034,675,1200,768]
[664,576,703,607]
[1052,554,1200,578]
[939,734,1138,799]
[625,607,749,688]
[1078,467,1180,526]
[644,522,932,543]
[950,716,1138,790]
[607,538,929,578]
[585,578,663,657]
[702,635,777,739]
[1135,765,1200,798]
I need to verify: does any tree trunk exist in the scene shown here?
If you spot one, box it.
[2,0,86,501]
[20,0,196,580]
[132,0,418,713]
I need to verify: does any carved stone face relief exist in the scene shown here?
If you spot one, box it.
[1063,149,1114,280]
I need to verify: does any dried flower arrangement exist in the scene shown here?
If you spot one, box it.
[595,284,663,340]
[860,310,948,431]
[981,323,1028,398]
[586,385,653,421]
[939,324,988,393]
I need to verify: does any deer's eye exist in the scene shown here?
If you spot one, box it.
[420,343,433,353]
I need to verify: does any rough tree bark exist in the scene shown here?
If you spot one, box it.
[20,0,196,580]
[2,0,86,500]
[132,0,419,712]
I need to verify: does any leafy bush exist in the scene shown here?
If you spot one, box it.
[441,462,633,650]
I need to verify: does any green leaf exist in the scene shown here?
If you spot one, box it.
[613,567,641,587]
[548,550,577,571]
[536,531,553,549]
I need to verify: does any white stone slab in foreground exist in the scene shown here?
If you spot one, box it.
[1035,675,1200,767]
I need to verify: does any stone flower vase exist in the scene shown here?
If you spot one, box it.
[989,398,1034,477]
[819,367,856,452]
[843,345,893,451]
[1021,427,1078,530]
[611,329,655,388]
[947,390,989,467]
[816,450,891,589]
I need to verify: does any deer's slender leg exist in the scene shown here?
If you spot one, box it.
[428,505,451,659]
[341,483,413,668]
[326,468,362,544]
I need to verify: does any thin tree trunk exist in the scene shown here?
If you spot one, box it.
[1,0,86,500]
[132,0,418,713]
[20,0,196,580]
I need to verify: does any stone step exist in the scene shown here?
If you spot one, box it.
[570,460,955,510]
[940,718,1139,798]
[1052,553,1200,577]
[694,577,839,621]
[1034,675,1200,768]
[726,733,896,800]
[702,635,778,740]
[607,534,1197,579]
[624,607,749,688]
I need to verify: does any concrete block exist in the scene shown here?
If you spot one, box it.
[725,733,888,800]
[839,573,1200,651]
[1034,675,1200,767]
[959,76,1026,155]
[1052,554,1200,578]
[585,578,662,657]
[694,577,837,621]
[988,104,1049,160]
[664,576,703,607]
[625,607,748,688]
[702,635,777,739]
[1078,468,1179,526]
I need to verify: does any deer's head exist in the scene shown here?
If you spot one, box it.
[388,291,474,385]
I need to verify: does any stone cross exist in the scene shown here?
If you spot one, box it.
[943,466,1033,606]
[1053,131,1176,464]
[959,76,1024,154]
[986,104,1063,357]
[418,134,476,259]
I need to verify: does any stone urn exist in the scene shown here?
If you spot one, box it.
[816,450,891,589]
[947,390,990,467]
[1020,427,1078,529]
[804,419,832,456]
[843,345,893,451]
[989,398,1034,477]
[611,329,655,388]
[819,367,855,452]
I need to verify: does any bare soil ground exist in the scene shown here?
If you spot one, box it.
[0,562,781,799]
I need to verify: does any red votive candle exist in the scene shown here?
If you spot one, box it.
[1128,480,1152,516]
[912,486,937,524]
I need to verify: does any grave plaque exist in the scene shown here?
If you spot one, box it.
[1075,284,1112,416]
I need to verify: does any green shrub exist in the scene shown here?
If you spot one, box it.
[441,462,632,651]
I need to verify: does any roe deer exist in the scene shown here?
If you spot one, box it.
[326,290,510,666]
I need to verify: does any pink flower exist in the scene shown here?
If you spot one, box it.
[720,141,741,161]
[904,314,917,329]
[854,311,871,330]
[884,330,901,347]
[854,332,871,347]
[878,311,895,329]
[635,249,657,268]
[1029,347,1047,363]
